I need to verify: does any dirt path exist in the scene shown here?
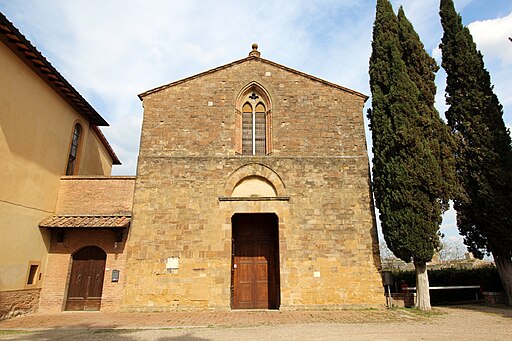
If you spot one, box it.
[0,305,511,340]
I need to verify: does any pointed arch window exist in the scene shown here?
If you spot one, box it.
[242,100,267,155]
[236,84,272,155]
[254,103,266,154]
[66,123,82,175]
[242,103,253,154]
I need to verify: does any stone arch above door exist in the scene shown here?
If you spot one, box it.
[224,163,285,197]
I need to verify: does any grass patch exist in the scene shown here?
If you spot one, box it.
[394,307,445,318]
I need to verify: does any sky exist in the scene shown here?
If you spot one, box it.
[1,0,511,256]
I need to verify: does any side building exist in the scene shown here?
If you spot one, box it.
[122,45,383,310]
[0,12,130,318]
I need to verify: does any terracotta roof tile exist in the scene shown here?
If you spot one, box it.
[39,215,130,229]
[0,12,108,126]
[0,12,120,164]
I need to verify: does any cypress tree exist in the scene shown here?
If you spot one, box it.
[369,0,452,310]
[397,6,455,203]
[440,0,512,305]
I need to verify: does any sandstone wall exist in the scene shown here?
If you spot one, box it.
[123,57,383,310]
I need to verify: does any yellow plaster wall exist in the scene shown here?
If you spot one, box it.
[80,129,113,175]
[0,41,112,291]
[0,203,51,291]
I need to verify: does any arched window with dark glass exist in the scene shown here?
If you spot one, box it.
[66,123,82,175]
[254,103,266,155]
[241,100,267,155]
[242,103,253,155]
[236,83,272,156]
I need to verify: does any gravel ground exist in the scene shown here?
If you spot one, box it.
[0,305,511,340]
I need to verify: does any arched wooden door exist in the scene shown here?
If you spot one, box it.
[65,246,107,311]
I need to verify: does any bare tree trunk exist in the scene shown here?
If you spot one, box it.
[414,260,431,310]
[492,251,512,306]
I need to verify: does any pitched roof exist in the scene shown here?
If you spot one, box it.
[0,12,107,126]
[39,215,130,229]
[138,54,368,101]
[91,126,121,165]
[0,12,120,164]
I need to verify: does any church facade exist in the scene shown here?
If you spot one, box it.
[122,45,383,310]
[1,8,383,315]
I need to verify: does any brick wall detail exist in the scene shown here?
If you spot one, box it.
[38,230,128,313]
[0,288,40,320]
[56,176,135,215]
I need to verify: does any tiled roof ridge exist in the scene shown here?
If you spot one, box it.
[46,214,132,217]
[60,175,136,180]
[0,11,109,126]
[39,215,131,229]
[0,11,122,165]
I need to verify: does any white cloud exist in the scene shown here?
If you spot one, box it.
[4,0,509,258]
[467,12,512,125]
[1,0,510,177]
[468,11,512,66]
[440,203,459,240]
[1,0,378,174]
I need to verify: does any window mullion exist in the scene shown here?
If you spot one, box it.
[252,109,256,155]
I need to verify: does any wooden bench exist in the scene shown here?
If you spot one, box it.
[404,286,481,304]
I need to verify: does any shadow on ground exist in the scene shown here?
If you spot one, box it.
[0,326,212,341]
[443,304,512,319]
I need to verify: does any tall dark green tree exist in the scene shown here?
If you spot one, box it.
[440,0,512,306]
[397,6,455,198]
[369,0,453,310]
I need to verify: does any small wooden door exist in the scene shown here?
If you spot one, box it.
[232,214,279,309]
[65,246,106,311]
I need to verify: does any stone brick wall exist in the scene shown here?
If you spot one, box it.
[123,55,383,310]
[139,58,368,158]
[56,176,135,215]
[38,229,128,313]
[0,288,40,320]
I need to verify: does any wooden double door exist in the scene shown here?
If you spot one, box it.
[232,213,280,309]
[65,246,106,311]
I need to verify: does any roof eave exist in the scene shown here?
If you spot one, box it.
[91,125,121,165]
[0,12,109,126]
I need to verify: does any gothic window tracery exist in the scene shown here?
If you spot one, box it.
[236,85,272,155]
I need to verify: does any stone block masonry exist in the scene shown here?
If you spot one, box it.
[122,53,383,311]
